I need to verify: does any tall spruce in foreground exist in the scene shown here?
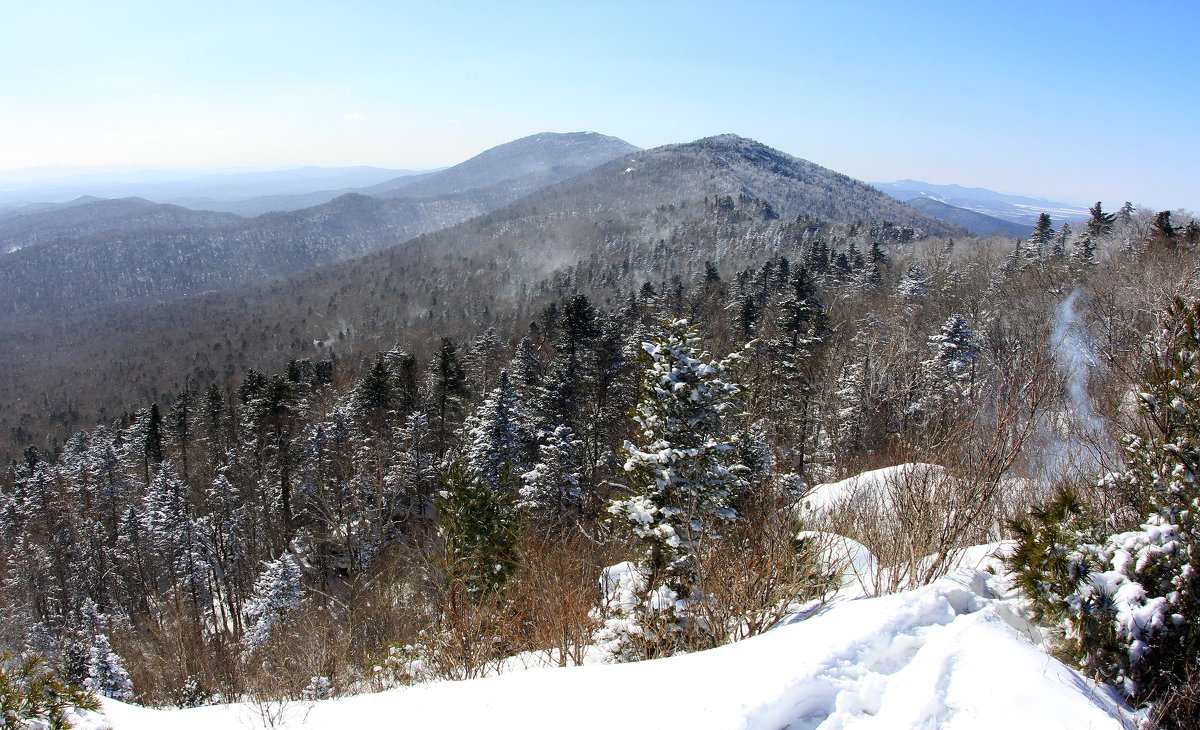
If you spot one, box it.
[599,319,747,659]
[1009,297,1200,713]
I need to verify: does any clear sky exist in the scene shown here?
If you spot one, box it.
[2,1,1197,210]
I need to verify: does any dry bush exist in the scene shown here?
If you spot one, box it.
[118,600,240,707]
[248,541,440,697]
[503,526,613,667]
[694,500,833,643]
[406,580,510,681]
[812,344,1054,594]
[1151,660,1200,730]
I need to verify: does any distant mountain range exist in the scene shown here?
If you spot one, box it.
[0,131,964,445]
[0,165,424,216]
[0,197,241,253]
[902,198,1032,238]
[0,133,641,316]
[874,179,1090,231]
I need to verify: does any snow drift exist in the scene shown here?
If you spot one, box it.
[90,566,1135,730]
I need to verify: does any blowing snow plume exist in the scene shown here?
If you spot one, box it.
[1046,289,1108,476]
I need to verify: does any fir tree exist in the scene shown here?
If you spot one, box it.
[1028,213,1054,260]
[769,266,830,476]
[427,338,469,458]
[602,319,747,658]
[241,552,304,653]
[897,263,929,299]
[464,371,530,494]
[436,460,519,597]
[519,424,584,519]
[1087,201,1116,237]
[83,633,133,701]
[919,314,978,418]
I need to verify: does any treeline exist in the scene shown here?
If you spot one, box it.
[0,200,1196,705]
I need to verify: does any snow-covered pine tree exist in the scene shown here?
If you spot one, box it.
[241,552,304,654]
[468,327,504,394]
[385,410,437,520]
[833,358,868,471]
[1052,222,1072,260]
[916,314,978,425]
[897,262,929,299]
[463,370,530,494]
[426,338,469,458]
[519,424,584,519]
[83,633,133,701]
[1071,233,1098,273]
[601,319,747,659]
[769,266,830,478]
[1029,212,1054,260]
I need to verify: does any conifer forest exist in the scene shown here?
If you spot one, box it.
[4,162,1200,728]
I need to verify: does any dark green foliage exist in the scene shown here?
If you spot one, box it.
[1087,201,1115,237]
[437,461,520,597]
[1155,211,1178,243]
[1007,487,1093,626]
[0,652,99,730]
[1029,212,1054,258]
[429,338,469,458]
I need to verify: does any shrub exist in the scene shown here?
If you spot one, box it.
[1009,297,1200,707]
[0,652,100,730]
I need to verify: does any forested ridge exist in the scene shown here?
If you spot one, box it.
[3,183,1197,716]
[0,134,959,453]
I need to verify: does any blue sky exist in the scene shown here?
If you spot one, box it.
[2,1,1197,209]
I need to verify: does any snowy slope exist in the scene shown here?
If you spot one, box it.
[800,462,947,514]
[90,568,1136,730]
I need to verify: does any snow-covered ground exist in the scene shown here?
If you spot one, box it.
[85,565,1138,730]
[799,462,947,515]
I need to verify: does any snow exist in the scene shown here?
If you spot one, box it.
[90,566,1137,730]
[799,462,947,514]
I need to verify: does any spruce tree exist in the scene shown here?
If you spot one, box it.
[1029,213,1054,260]
[1087,201,1116,237]
[436,460,519,597]
[918,314,978,420]
[83,633,133,701]
[464,371,530,494]
[428,338,469,458]
[241,552,304,653]
[519,424,584,519]
[602,319,747,658]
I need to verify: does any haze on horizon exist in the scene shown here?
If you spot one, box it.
[2,1,1197,210]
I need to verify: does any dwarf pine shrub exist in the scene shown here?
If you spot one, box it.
[1009,297,1200,709]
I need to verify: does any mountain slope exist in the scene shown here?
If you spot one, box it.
[541,135,963,233]
[0,133,963,447]
[0,132,640,316]
[0,197,242,253]
[367,131,640,200]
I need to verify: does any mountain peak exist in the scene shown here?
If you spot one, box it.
[369,131,639,199]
